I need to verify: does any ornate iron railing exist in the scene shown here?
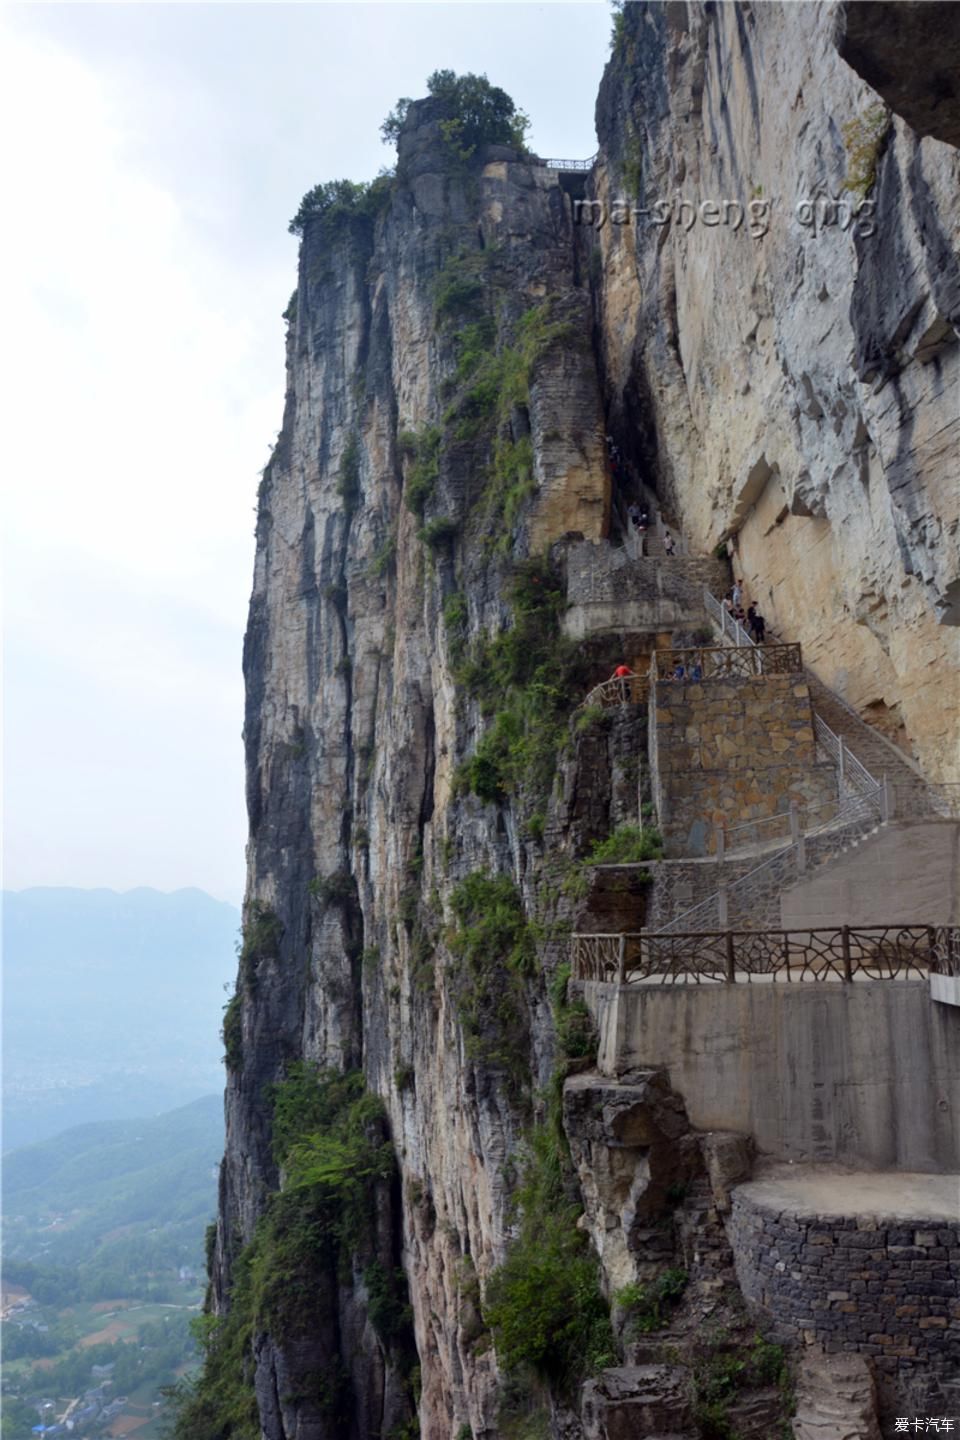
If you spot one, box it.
[571,925,948,986]
[931,927,960,976]
[578,674,649,711]
[651,643,802,681]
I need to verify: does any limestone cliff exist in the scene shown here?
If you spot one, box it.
[204,10,960,1440]
[593,0,960,779]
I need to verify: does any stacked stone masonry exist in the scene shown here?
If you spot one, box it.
[729,1190,960,1380]
[563,540,729,641]
[650,673,838,857]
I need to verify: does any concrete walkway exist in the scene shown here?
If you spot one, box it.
[739,1166,960,1222]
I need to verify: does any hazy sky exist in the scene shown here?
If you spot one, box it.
[2,2,612,906]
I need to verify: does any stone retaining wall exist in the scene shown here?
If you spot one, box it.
[563,541,728,640]
[729,1189,960,1384]
[650,673,837,857]
[642,856,757,928]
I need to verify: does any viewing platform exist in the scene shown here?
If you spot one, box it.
[651,641,803,680]
[570,924,960,1171]
[562,538,728,642]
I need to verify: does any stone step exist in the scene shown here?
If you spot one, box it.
[580,1365,694,1439]
[791,1349,881,1440]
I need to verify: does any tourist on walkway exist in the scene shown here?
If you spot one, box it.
[628,502,642,528]
[752,611,766,643]
[690,660,703,681]
[732,578,744,608]
[612,663,634,702]
[672,661,686,680]
[663,530,676,556]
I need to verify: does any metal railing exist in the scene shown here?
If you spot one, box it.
[886,781,960,821]
[812,715,880,797]
[578,674,649,711]
[703,585,934,794]
[571,924,948,986]
[718,796,841,857]
[932,927,960,976]
[659,784,885,932]
[543,155,597,172]
[704,588,753,646]
[651,642,803,681]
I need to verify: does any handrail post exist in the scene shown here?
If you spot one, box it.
[926,925,937,973]
[838,739,846,790]
[881,773,891,822]
[725,929,735,983]
[789,801,799,844]
[715,823,725,864]
[791,800,806,873]
[841,924,853,983]
[718,880,729,929]
[617,933,627,987]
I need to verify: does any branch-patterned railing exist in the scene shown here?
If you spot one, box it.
[651,642,803,681]
[572,925,951,986]
[932,927,960,976]
[578,674,649,711]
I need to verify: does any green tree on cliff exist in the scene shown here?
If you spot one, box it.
[381,69,529,157]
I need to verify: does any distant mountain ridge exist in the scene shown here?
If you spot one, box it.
[3,886,239,1151]
[3,1093,223,1292]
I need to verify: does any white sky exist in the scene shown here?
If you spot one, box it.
[1,2,612,906]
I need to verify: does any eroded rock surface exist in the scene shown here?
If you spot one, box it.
[593,1,960,780]
[215,7,960,1437]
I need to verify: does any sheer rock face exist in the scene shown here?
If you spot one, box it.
[218,99,611,1440]
[593,0,960,780]
[217,11,959,1439]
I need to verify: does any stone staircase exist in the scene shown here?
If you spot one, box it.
[652,586,957,930]
[801,667,929,801]
[660,791,885,931]
[791,1350,881,1440]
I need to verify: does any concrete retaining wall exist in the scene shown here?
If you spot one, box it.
[582,979,960,1170]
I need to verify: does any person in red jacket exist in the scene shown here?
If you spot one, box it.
[611,663,634,702]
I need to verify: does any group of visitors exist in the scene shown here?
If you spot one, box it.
[627,500,650,532]
[670,659,702,681]
[723,579,766,642]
